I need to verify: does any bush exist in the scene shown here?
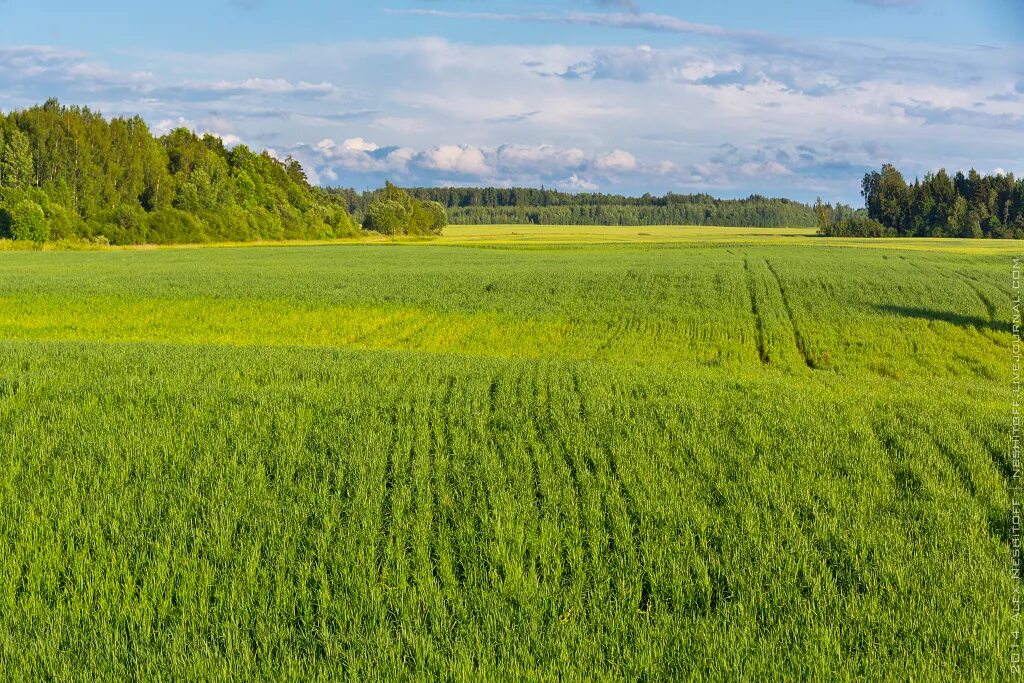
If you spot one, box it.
[146,208,207,244]
[43,202,84,240]
[94,205,149,244]
[10,200,49,243]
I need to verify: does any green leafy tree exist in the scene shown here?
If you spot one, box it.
[422,200,449,235]
[875,164,909,235]
[10,199,49,242]
[1,129,35,190]
[363,182,449,236]
[949,196,970,237]
[365,199,410,235]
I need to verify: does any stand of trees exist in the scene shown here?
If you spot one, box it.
[0,99,360,245]
[330,186,817,228]
[363,182,448,236]
[818,164,1024,238]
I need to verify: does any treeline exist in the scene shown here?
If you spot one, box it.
[0,99,359,245]
[330,186,817,228]
[817,164,1024,238]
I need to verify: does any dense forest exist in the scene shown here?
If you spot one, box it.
[0,99,360,245]
[817,164,1024,238]
[330,186,818,228]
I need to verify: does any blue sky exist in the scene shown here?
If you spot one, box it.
[0,0,1021,202]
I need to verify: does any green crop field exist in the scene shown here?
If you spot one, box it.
[0,226,1017,680]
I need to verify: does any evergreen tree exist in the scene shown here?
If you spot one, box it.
[851,165,1024,238]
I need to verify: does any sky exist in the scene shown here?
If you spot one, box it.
[0,1,1021,203]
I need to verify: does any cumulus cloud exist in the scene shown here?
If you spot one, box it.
[418,145,491,175]
[561,173,599,191]
[594,149,639,172]
[495,144,587,173]
[286,137,677,193]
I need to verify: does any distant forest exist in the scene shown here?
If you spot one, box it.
[330,186,818,228]
[2,101,1021,244]
[0,99,359,245]
[816,165,1024,238]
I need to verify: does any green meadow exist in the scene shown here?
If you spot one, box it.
[0,226,1016,680]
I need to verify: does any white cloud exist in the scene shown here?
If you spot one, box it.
[495,144,587,172]
[417,145,491,175]
[184,77,339,96]
[342,137,379,153]
[594,149,638,172]
[560,173,599,191]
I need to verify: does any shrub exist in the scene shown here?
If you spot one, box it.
[10,200,49,243]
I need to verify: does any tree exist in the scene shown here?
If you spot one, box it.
[10,200,49,242]
[364,199,410,235]
[875,164,909,234]
[949,196,970,237]
[1,129,35,190]
[814,198,833,233]
[363,182,449,235]
[422,200,449,235]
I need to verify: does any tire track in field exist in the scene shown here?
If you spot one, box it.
[529,366,575,588]
[545,369,589,588]
[526,366,546,515]
[524,368,548,583]
[978,426,1015,484]
[514,363,552,585]
[912,415,1011,545]
[426,373,457,594]
[374,410,400,583]
[569,366,630,601]
[600,406,653,614]
[486,377,508,473]
[743,259,769,365]
[568,369,599,480]
[956,271,998,322]
[765,259,816,369]
[392,313,439,348]
[444,375,475,590]
[345,311,411,347]
[923,428,977,497]
[596,316,629,357]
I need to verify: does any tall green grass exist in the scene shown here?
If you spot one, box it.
[0,237,1014,680]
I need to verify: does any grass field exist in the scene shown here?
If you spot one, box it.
[0,226,1016,680]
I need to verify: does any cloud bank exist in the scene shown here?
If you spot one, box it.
[0,7,1020,202]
